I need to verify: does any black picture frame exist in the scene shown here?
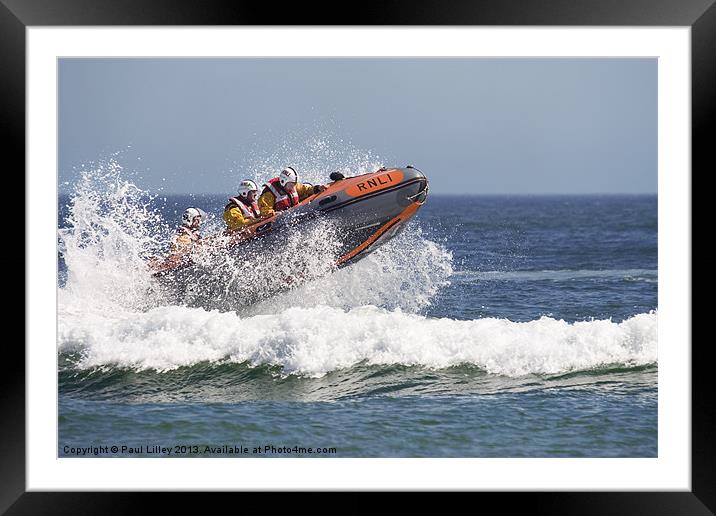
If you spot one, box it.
[5,0,710,512]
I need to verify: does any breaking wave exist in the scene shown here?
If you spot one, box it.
[58,305,656,377]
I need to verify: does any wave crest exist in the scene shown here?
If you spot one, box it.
[59,306,657,377]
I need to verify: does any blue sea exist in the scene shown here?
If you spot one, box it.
[58,184,657,458]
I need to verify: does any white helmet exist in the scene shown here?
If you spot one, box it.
[182,207,203,226]
[279,166,298,187]
[238,179,258,198]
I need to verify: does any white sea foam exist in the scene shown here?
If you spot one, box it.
[244,223,453,315]
[58,305,657,377]
[58,159,172,312]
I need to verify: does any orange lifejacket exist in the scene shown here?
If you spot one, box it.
[226,196,260,219]
[176,225,201,243]
[263,177,299,212]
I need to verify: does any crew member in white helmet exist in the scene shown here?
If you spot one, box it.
[223,179,262,232]
[258,166,326,218]
[170,207,205,252]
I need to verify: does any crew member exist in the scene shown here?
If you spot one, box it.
[258,166,326,218]
[223,179,262,232]
[170,207,204,252]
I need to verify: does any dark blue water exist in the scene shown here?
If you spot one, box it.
[58,194,657,457]
[423,195,656,322]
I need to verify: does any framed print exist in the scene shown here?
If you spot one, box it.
[5,0,711,512]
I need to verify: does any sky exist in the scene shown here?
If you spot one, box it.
[59,58,656,195]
